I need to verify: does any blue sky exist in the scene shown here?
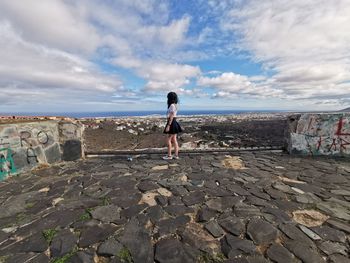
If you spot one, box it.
[0,0,350,113]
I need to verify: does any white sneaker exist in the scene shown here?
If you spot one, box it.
[162,155,173,160]
[173,156,179,160]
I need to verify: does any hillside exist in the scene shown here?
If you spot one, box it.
[339,107,350,112]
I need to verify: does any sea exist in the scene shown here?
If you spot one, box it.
[3,110,284,118]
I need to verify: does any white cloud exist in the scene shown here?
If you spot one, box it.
[221,0,350,102]
[198,72,281,98]
[0,21,123,107]
[0,0,100,54]
[140,62,200,93]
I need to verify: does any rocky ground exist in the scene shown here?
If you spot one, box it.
[83,113,288,152]
[0,151,349,262]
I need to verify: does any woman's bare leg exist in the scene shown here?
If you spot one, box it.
[166,135,173,156]
[172,135,179,157]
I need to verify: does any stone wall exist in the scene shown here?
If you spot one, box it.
[286,113,350,156]
[0,120,84,180]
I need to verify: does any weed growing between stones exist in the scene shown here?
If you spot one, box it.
[15,212,26,224]
[117,247,133,263]
[25,202,36,209]
[197,252,226,263]
[101,196,111,206]
[43,228,58,244]
[79,208,92,221]
[50,248,77,263]
[0,255,9,263]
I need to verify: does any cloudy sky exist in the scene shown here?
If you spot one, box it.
[0,0,349,113]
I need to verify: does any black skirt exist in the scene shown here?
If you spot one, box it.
[163,118,183,134]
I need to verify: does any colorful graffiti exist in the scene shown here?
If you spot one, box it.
[0,147,16,180]
[290,114,350,156]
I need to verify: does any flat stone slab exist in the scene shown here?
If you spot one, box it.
[91,205,121,223]
[266,244,299,263]
[155,238,196,263]
[79,224,117,247]
[318,241,348,256]
[50,229,78,257]
[97,237,123,256]
[247,219,279,245]
[179,222,220,254]
[119,219,154,263]
[221,234,257,258]
[284,240,326,263]
[205,220,225,238]
[311,225,347,243]
[218,216,245,236]
[182,191,206,206]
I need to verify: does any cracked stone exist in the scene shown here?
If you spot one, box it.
[284,240,325,263]
[205,221,225,238]
[146,205,164,223]
[266,244,299,263]
[157,215,191,236]
[120,204,148,219]
[272,182,294,194]
[226,184,250,196]
[70,248,95,263]
[50,229,78,257]
[20,232,48,252]
[119,218,154,263]
[318,241,348,256]
[155,237,195,263]
[179,222,220,254]
[218,216,245,236]
[329,254,350,263]
[221,234,257,258]
[137,181,159,192]
[79,224,117,247]
[91,205,121,223]
[327,219,350,234]
[97,237,123,256]
[247,219,279,244]
[311,225,347,243]
[234,203,261,217]
[110,193,142,208]
[330,189,350,196]
[317,201,350,221]
[164,205,194,217]
[262,207,292,223]
[182,191,206,206]
[197,207,217,222]
[246,255,271,263]
[279,223,316,247]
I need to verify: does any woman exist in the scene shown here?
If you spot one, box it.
[163,92,182,160]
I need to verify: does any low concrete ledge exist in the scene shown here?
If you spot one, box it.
[286,113,350,156]
[0,119,84,180]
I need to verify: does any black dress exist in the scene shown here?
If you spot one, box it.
[163,118,183,134]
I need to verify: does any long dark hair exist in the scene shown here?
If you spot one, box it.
[167,92,179,108]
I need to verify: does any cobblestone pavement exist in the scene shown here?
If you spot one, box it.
[0,152,349,263]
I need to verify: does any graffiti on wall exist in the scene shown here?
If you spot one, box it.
[291,114,350,156]
[19,130,51,164]
[0,147,16,180]
[0,120,83,180]
[0,122,60,180]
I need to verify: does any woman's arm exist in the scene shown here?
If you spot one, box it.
[165,112,174,132]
